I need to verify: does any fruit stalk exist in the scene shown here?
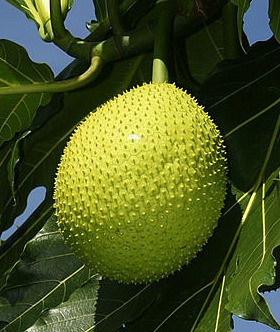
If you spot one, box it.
[152,0,176,83]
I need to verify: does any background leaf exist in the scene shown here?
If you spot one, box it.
[200,38,280,192]
[184,18,225,85]
[230,0,250,50]
[0,39,53,146]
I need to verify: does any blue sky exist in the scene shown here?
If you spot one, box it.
[0,1,278,331]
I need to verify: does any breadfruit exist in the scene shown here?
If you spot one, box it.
[53,82,227,284]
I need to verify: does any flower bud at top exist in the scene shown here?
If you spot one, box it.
[35,0,72,41]
[10,0,73,41]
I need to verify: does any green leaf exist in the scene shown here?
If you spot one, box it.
[225,168,280,329]
[269,0,280,43]
[200,38,280,192]
[0,217,96,332]
[230,0,250,50]
[0,39,53,146]
[184,18,225,85]
[5,0,75,30]
[0,197,52,291]
[194,280,233,332]
[26,278,99,332]
[7,131,30,204]
[0,140,17,234]
[194,38,280,331]
[3,0,25,13]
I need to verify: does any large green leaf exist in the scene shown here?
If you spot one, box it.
[26,278,99,332]
[226,168,280,328]
[183,18,225,85]
[0,40,53,146]
[200,37,280,192]
[0,218,99,332]
[230,0,250,50]
[193,167,280,331]
[269,0,280,43]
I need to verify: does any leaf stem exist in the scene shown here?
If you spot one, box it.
[0,56,103,95]
[152,0,176,83]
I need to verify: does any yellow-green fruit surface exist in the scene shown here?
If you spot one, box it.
[54,82,227,284]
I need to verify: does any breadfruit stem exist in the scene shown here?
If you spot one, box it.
[152,0,176,83]
[0,55,102,95]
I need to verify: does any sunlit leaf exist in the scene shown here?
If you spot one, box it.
[0,40,53,146]
[194,277,233,332]
[26,278,99,332]
[5,0,75,41]
[225,167,280,329]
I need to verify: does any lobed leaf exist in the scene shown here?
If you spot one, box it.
[0,218,96,332]
[225,168,280,329]
[200,38,280,192]
[26,279,99,332]
[184,18,225,85]
[0,39,53,146]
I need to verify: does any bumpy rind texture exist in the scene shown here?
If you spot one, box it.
[54,82,227,284]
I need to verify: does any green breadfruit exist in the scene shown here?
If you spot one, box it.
[53,82,227,284]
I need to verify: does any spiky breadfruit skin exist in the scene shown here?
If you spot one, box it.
[54,82,227,284]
